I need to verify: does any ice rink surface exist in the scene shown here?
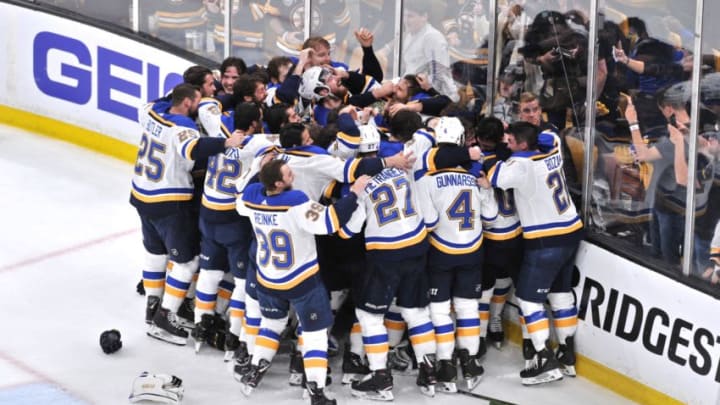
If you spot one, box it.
[0,125,637,405]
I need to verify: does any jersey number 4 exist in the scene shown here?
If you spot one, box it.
[447,189,475,230]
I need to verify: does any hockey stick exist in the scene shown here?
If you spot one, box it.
[457,389,518,405]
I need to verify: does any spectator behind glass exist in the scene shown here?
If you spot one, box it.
[204,0,266,65]
[615,17,685,141]
[624,83,716,272]
[402,0,459,103]
[520,9,587,130]
[518,92,557,134]
[268,0,351,63]
[144,0,207,52]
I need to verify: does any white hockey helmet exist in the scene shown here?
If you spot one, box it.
[358,125,381,153]
[434,116,465,146]
[299,67,331,101]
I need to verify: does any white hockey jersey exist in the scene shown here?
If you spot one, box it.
[197,97,224,136]
[415,168,498,264]
[488,133,582,248]
[236,183,350,298]
[341,167,428,260]
[130,101,201,214]
[482,152,522,241]
[198,102,275,219]
[404,129,437,181]
[276,145,370,202]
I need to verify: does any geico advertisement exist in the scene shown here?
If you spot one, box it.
[0,3,193,144]
[575,242,720,404]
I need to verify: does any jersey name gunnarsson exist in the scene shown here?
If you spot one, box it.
[416,168,498,259]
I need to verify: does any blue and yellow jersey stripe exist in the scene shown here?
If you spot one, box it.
[180,138,198,160]
[256,259,320,291]
[201,193,236,211]
[523,216,583,239]
[243,201,291,212]
[428,232,483,255]
[366,222,427,251]
[336,131,360,149]
[363,334,389,354]
[131,181,193,203]
[324,205,341,234]
[483,221,523,240]
[338,224,355,240]
[361,75,378,93]
[147,109,175,128]
[415,129,436,147]
[343,158,361,183]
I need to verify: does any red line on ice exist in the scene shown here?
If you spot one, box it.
[0,228,138,273]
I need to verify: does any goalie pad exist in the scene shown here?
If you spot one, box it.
[129,372,184,404]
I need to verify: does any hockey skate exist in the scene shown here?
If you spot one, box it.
[191,313,215,353]
[556,336,577,377]
[223,332,239,362]
[522,339,537,369]
[176,298,195,330]
[520,347,564,386]
[288,350,304,386]
[436,359,458,393]
[350,369,394,401]
[342,351,370,384]
[233,341,252,381]
[204,314,227,351]
[477,337,488,359]
[145,296,160,325]
[306,381,337,405]
[488,317,504,350]
[239,358,271,395]
[416,354,437,397]
[457,349,484,390]
[387,343,414,375]
[147,307,188,346]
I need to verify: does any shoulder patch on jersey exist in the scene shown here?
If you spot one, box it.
[176,129,196,143]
